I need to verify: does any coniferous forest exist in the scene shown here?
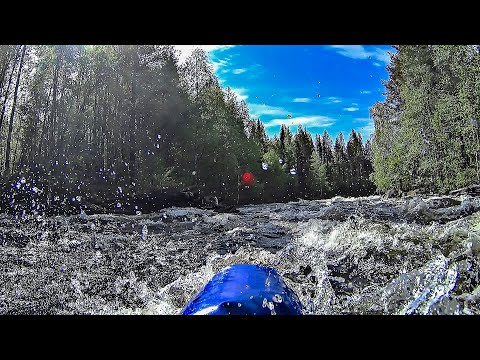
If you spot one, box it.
[0,45,479,215]
[371,45,480,194]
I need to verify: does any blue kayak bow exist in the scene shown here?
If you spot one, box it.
[181,264,304,315]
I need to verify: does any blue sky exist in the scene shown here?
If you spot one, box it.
[175,45,394,143]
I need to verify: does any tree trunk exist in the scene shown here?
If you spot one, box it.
[57,69,68,162]
[0,46,19,133]
[0,46,14,95]
[103,88,110,171]
[129,51,138,186]
[38,82,53,162]
[48,46,61,163]
[4,45,26,174]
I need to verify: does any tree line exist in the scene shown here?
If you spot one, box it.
[370,45,480,194]
[249,121,375,202]
[0,45,374,211]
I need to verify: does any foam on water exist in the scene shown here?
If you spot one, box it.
[1,195,479,314]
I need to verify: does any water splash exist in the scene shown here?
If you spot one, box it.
[1,195,479,315]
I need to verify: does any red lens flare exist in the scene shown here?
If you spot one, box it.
[241,172,255,186]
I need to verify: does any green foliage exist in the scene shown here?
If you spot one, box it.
[309,151,330,197]
[0,44,377,206]
[293,125,314,198]
[371,45,480,194]
[258,148,289,202]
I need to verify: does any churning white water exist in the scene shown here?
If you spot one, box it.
[1,194,479,314]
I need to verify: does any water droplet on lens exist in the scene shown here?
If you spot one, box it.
[272,294,283,303]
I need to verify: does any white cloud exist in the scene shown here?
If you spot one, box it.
[210,57,230,73]
[244,63,263,79]
[232,68,247,75]
[360,90,372,94]
[352,102,358,106]
[264,115,335,128]
[373,62,381,67]
[174,45,236,64]
[329,45,391,64]
[353,117,371,123]
[327,96,342,104]
[358,118,375,140]
[231,87,249,101]
[293,97,312,103]
[344,107,359,112]
[249,103,287,118]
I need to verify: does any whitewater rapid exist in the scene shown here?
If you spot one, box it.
[1,195,479,314]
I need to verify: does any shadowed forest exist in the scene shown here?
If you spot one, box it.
[0,45,479,215]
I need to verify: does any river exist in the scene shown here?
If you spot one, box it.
[1,194,479,314]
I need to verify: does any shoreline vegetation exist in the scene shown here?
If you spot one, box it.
[0,45,479,216]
